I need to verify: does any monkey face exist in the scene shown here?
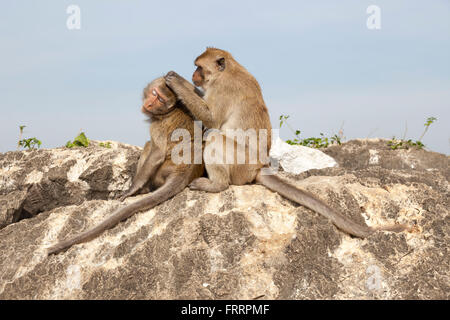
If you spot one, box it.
[193,48,227,89]
[141,87,167,114]
[192,66,205,87]
[142,78,177,116]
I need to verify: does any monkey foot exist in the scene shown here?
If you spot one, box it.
[118,190,136,202]
[188,178,228,193]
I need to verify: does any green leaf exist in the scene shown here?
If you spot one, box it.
[18,137,42,150]
[66,132,89,148]
[424,116,437,127]
[74,132,89,147]
[99,142,112,148]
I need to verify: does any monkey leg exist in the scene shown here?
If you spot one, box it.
[189,164,229,192]
[135,140,152,174]
[120,141,165,201]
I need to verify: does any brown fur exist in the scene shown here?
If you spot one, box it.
[165,48,271,192]
[47,78,203,255]
[165,48,410,238]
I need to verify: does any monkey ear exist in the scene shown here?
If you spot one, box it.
[216,57,225,71]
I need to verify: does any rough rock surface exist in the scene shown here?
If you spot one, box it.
[0,139,448,299]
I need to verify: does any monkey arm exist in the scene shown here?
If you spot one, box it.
[120,140,166,200]
[135,140,153,177]
[165,71,214,128]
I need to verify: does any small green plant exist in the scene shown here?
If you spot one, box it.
[279,115,342,148]
[66,132,90,148]
[99,141,112,148]
[330,134,342,145]
[387,138,424,150]
[387,116,437,150]
[279,115,290,128]
[17,125,26,150]
[18,137,42,150]
[17,125,42,150]
[18,125,26,146]
[419,117,437,142]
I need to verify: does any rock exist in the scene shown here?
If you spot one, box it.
[0,139,448,299]
[270,137,338,174]
[0,141,140,228]
[323,138,449,177]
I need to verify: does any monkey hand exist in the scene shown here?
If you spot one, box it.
[165,70,181,80]
[165,71,187,92]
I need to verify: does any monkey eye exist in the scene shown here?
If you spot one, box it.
[152,89,157,96]
[157,96,165,103]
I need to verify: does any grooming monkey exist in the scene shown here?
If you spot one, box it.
[48,77,204,255]
[165,47,409,238]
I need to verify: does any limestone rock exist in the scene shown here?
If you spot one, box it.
[269,137,338,174]
[0,139,448,299]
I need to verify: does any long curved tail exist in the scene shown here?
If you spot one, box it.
[256,172,409,238]
[47,174,187,255]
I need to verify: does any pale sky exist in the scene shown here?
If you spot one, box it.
[0,0,449,154]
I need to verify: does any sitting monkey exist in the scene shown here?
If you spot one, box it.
[48,77,204,255]
[165,47,410,238]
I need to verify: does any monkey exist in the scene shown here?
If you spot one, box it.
[47,77,204,255]
[164,47,409,238]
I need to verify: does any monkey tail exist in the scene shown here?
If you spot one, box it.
[257,172,392,238]
[47,174,187,255]
[372,223,411,233]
